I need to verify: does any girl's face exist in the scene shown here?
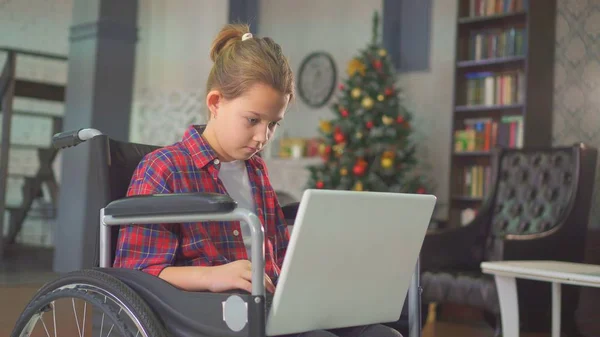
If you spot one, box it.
[206,83,289,162]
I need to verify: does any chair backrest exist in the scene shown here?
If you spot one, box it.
[483,143,598,262]
[87,134,161,267]
[490,147,578,236]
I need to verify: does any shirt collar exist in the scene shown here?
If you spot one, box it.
[181,124,219,169]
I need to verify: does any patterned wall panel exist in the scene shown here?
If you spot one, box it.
[131,89,208,146]
[553,0,600,228]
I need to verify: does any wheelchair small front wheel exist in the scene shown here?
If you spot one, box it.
[11,269,168,337]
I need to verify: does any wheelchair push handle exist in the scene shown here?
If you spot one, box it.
[52,128,103,149]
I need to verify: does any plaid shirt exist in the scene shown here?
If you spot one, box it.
[113,125,290,284]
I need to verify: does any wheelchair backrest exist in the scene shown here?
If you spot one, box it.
[90,135,161,267]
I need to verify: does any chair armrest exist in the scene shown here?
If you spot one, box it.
[421,218,487,271]
[104,192,237,217]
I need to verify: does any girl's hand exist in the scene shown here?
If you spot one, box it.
[204,260,275,294]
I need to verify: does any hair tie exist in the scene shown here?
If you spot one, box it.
[242,33,253,41]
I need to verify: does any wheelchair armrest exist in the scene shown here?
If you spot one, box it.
[104,192,237,217]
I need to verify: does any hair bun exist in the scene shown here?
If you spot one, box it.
[210,24,250,62]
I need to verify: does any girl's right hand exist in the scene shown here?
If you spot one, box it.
[204,260,275,294]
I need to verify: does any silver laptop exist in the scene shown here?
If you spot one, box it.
[266,189,437,336]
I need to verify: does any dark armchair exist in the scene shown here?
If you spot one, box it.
[420,143,598,335]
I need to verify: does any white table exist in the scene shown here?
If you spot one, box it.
[481,260,600,337]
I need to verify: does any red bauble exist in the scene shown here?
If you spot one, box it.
[339,83,345,90]
[334,131,346,144]
[340,109,349,117]
[366,121,374,129]
[417,187,426,194]
[396,116,405,124]
[316,181,324,189]
[373,60,383,70]
[353,164,366,176]
[385,87,394,96]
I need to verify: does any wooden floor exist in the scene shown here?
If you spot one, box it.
[0,282,550,337]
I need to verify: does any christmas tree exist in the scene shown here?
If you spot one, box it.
[306,12,432,194]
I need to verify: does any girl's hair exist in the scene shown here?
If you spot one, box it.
[206,24,294,116]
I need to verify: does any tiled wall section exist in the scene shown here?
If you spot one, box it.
[553,0,600,228]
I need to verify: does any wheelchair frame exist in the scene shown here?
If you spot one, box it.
[51,128,423,337]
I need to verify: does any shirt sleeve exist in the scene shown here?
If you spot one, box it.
[112,152,180,277]
[273,202,290,269]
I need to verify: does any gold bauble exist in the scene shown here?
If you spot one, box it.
[353,181,364,191]
[377,94,385,102]
[351,88,362,99]
[340,168,348,176]
[382,115,394,125]
[356,131,363,139]
[319,119,332,134]
[378,49,388,57]
[362,97,374,109]
[381,157,393,169]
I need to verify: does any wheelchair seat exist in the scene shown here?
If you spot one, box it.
[10,128,421,337]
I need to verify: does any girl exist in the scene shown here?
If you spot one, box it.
[113,24,402,337]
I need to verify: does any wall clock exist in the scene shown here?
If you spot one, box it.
[297,51,337,108]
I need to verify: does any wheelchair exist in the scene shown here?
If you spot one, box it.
[10,128,424,337]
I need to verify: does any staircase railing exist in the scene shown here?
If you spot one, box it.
[0,47,67,259]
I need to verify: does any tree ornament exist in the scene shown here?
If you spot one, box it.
[353,181,364,191]
[340,167,348,176]
[385,87,394,96]
[353,159,368,176]
[316,181,324,189]
[340,109,349,117]
[351,88,362,99]
[319,120,332,133]
[382,150,395,158]
[347,58,366,77]
[381,157,393,169]
[382,115,394,125]
[334,130,346,144]
[366,121,374,129]
[356,131,363,139]
[373,59,383,70]
[396,116,405,124]
[377,94,385,102]
[378,49,388,57]
[333,144,345,156]
[339,83,345,90]
[417,187,426,194]
[362,97,374,109]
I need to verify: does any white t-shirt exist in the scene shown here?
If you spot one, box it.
[218,160,255,259]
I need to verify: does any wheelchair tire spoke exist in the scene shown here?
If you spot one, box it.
[72,298,83,337]
[52,301,57,337]
[39,315,51,337]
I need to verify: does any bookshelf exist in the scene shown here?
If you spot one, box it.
[448,0,557,227]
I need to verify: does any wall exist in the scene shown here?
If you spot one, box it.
[553,1,600,228]
[130,0,228,145]
[0,0,72,245]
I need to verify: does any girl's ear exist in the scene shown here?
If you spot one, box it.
[206,90,222,119]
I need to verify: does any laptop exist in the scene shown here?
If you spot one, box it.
[265,189,437,336]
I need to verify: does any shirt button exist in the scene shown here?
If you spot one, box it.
[214,159,220,165]
[233,229,239,236]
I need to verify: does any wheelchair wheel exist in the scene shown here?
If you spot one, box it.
[11,269,168,337]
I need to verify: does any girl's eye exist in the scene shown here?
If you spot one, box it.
[269,121,280,128]
[247,118,259,125]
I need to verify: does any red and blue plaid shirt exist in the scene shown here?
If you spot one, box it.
[113,125,290,284]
